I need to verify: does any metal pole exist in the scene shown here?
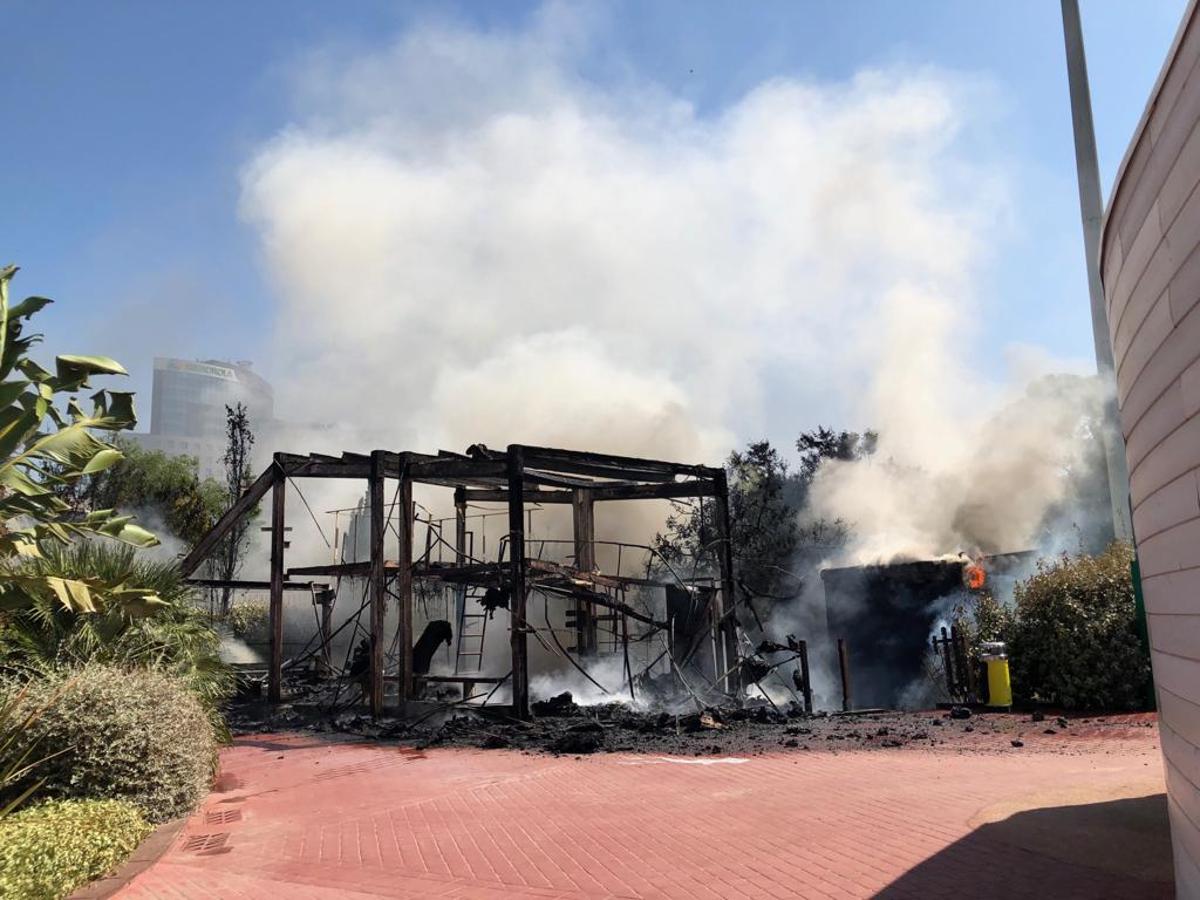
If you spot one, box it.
[1061,0,1134,542]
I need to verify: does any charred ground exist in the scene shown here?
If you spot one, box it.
[226,693,1156,758]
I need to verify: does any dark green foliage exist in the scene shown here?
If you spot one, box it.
[1006,542,1149,710]
[655,428,874,601]
[0,542,233,715]
[0,264,161,617]
[958,543,1150,711]
[225,599,268,640]
[1,665,217,822]
[0,798,151,899]
[795,426,877,483]
[214,402,256,614]
[63,438,226,549]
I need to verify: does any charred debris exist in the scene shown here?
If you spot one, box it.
[182,442,1031,749]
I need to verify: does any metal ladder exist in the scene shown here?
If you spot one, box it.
[454,585,490,673]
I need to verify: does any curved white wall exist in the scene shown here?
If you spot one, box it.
[1103,2,1200,892]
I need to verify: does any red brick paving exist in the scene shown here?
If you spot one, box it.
[116,727,1171,899]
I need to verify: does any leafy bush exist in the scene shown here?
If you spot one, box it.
[2,664,217,822]
[0,543,234,717]
[1007,542,1150,710]
[0,265,161,616]
[0,799,150,899]
[226,599,269,640]
[0,680,72,818]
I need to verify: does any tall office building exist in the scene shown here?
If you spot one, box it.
[127,358,274,479]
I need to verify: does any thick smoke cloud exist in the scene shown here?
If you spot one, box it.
[241,5,1001,489]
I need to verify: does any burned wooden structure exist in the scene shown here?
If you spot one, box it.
[180,444,739,719]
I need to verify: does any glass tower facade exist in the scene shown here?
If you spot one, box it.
[149,358,274,440]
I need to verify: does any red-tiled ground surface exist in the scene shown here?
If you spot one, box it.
[116,723,1171,899]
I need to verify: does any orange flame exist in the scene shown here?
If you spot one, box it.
[964,563,986,590]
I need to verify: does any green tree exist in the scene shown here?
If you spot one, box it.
[67,440,225,550]
[214,403,255,615]
[655,428,875,601]
[1006,542,1150,710]
[0,265,159,616]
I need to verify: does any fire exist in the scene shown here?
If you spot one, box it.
[964,563,986,590]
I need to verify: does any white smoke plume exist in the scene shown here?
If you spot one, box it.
[241,5,1002,493]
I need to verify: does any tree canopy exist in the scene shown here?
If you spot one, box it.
[655,427,876,602]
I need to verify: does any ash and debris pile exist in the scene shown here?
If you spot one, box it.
[220,691,1142,757]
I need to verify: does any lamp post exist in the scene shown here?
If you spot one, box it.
[1060,0,1134,542]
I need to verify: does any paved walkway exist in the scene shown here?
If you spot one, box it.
[116,727,1172,899]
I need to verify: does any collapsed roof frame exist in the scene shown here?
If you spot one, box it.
[180,444,739,719]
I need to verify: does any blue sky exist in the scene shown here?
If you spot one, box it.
[0,1,1190,447]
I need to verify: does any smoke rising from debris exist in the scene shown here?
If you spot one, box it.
[241,5,1005,498]
[809,371,1109,565]
[239,6,1109,710]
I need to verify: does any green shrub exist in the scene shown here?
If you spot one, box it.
[0,543,234,718]
[0,799,151,899]
[1007,542,1150,710]
[225,599,269,640]
[2,665,217,822]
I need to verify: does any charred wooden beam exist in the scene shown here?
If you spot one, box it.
[413,561,505,583]
[507,445,529,720]
[179,463,276,576]
[268,472,286,703]
[286,561,382,578]
[407,458,508,482]
[590,480,718,502]
[187,579,325,592]
[461,487,574,504]
[368,451,387,716]
[521,470,609,490]
[525,558,668,589]
[275,452,371,479]
[534,582,667,630]
[395,468,414,704]
[518,445,716,479]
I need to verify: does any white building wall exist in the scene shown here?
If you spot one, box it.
[1103,2,1200,893]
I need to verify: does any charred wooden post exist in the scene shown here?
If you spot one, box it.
[454,487,468,563]
[507,445,530,719]
[837,637,853,712]
[368,451,387,716]
[571,488,597,655]
[268,461,286,703]
[950,624,970,700]
[395,466,415,704]
[317,588,334,678]
[798,639,813,714]
[939,626,955,697]
[712,469,741,696]
[453,486,468,658]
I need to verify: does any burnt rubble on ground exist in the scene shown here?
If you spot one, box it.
[224,691,1152,757]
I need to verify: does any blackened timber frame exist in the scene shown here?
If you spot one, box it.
[178,443,738,720]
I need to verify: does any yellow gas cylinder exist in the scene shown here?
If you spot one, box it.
[981,641,1012,708]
